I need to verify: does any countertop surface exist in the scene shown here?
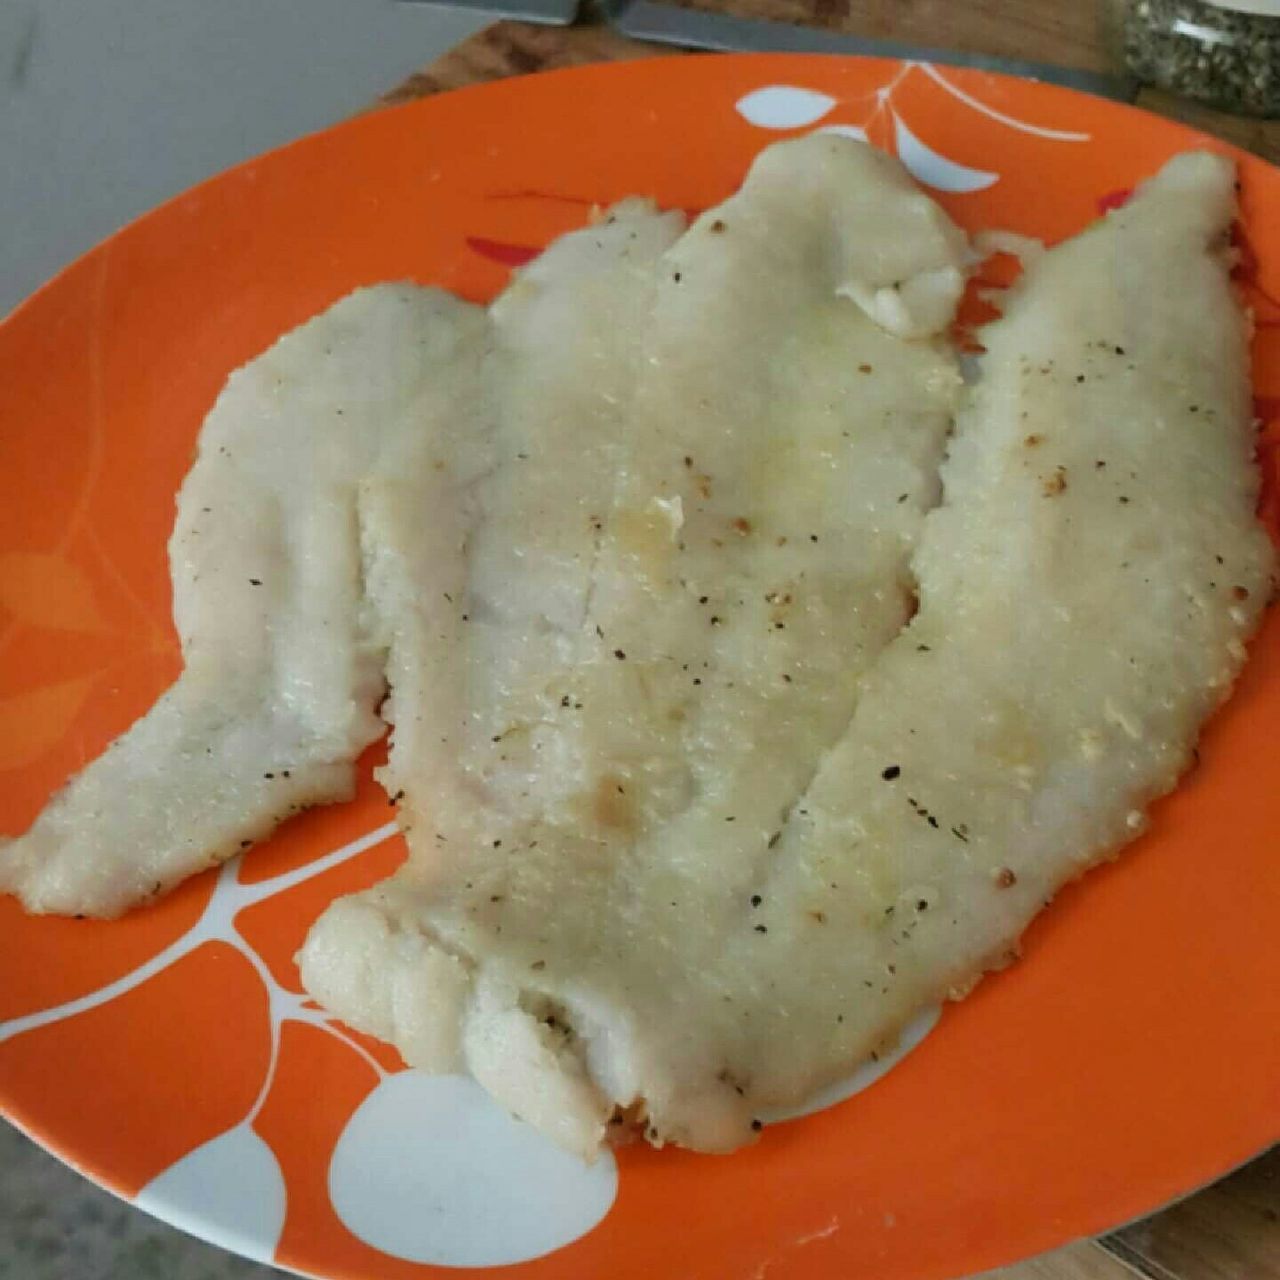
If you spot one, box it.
[0,0,486,316]
[1,1,1276,1277]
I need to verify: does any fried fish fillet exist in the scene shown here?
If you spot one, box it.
[0,193,686,918]
[308,198,692,1150]
[4,140,1268,1164]
[299,137,971,1155]
[660,148,1273,1120]
[365,198,688,859]
[0,286,486,917]
[302,149,1270,1156]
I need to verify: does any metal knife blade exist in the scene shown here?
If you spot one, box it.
[600,0,1135,101]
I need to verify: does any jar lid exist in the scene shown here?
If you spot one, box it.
[1200,0,1280,16]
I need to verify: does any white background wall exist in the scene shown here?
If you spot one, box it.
[0,0,486,314]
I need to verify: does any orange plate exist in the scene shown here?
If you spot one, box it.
[1,55,1278,1280]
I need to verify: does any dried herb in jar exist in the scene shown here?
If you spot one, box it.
[1101,0,1280,117]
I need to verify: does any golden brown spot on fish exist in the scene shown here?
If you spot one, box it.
[590,773,637,833]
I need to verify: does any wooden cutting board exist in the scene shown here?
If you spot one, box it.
[379,5,1279,1276]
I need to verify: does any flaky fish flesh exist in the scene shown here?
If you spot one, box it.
[0,286,485,916]
[2,142,1268,1161]
[301,148,1270,1155]
[299,137,975,1155]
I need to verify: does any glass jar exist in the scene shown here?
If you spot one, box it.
[1100,0,1280,117]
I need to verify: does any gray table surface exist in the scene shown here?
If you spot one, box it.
[1,1124,279,1280]
[0,0,486,317]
